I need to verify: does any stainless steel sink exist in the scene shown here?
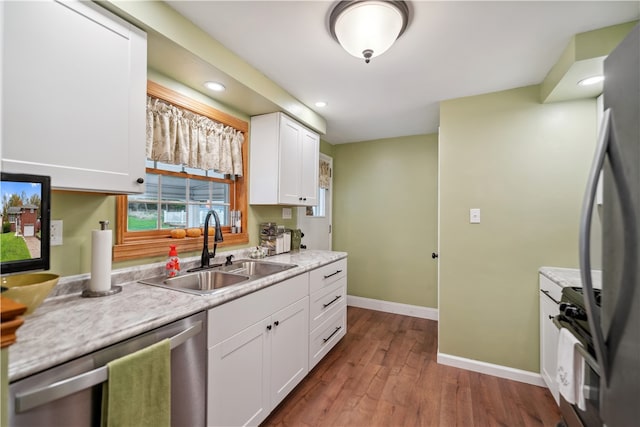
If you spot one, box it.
[218,259,297,277]
[139,260,296,295]
[139,270,250,295]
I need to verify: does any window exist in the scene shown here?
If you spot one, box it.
[114,82,248,261]
[128,161,231,231]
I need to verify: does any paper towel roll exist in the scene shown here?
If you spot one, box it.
[90,228,112,292]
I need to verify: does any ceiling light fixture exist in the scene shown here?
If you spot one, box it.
[315,101,328,108]
[329,0,409,64]
[204,81,226,92]
[578,76,604,86]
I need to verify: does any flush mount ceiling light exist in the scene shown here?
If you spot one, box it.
[578,75,605,86]
[330,0,409,64]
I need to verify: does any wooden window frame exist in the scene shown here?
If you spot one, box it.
[114,81,249,261]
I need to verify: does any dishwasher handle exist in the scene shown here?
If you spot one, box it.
[15,320,202,413]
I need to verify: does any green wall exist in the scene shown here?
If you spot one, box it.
[333,134,438,308]
[438,85,600,372]
[49,195,297,277]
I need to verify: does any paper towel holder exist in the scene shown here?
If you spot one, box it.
[81,221,122,298]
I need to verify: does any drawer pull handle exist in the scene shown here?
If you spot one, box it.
[540,289,561,305]
[323,270,343,279]
[323,295,342,308]
[323,326,342,343]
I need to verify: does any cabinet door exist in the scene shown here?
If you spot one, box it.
[270,297,309,408]
[278,115,303,205]
[540,292,560,404]
[298,129,319,206]
[208,319,271,427]
[2,0,146,194]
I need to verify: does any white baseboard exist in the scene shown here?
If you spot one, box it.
[437,352,547,387]
[347,295,438,320]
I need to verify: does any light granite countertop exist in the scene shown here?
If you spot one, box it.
[9,249,347,382]
[539,266,602,289]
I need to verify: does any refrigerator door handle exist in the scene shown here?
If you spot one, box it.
[579,108,610,385]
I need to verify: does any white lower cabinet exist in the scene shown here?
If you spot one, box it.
[309,307,346,369]
[207,274,309,427]
[207,259,348,426]
[208,319,270,427]
[539,274,562,405]
[269,298,309,407]
[309,259,347,370]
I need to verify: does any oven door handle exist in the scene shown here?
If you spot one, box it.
[15,321,202,413]
[552,316,600,376]
[579,108,610,385]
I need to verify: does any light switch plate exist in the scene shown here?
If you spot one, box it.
[470,208,481,224]
[50,220,63,245]
[282,207,292,219]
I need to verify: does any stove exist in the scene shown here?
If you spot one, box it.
[555,286,603,427]
[557,287,601,358]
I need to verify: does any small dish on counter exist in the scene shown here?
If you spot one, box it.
[1,273,59,315]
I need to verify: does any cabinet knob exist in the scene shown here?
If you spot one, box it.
[432,252,438,259]
[274,321,279,327]
[136,177,144,184]
[266,324,272,331]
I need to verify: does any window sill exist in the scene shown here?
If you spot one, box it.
[113,232,249,262]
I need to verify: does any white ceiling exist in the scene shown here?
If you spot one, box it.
[163,1,639,144]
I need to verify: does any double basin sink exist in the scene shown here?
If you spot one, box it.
[139,259,297,295]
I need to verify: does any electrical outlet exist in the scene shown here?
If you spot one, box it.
[50,220,63,246]
[282,207,292,219]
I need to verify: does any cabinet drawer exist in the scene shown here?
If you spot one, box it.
[540,275,562,303]
[309,259,347,293]
[309,308,346,370]
[309,278,346,331]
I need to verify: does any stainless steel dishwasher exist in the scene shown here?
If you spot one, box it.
[8,311,207,427]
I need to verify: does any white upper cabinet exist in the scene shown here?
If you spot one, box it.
[250,112,319,206]
[1,0,147,194]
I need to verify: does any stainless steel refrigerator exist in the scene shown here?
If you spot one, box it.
[580,23,639,427]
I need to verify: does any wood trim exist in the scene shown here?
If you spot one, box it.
[114,81,250,261]
[147,80,249,133]
[113,232,248,261]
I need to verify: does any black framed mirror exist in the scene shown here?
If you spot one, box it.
[1,172,51,274]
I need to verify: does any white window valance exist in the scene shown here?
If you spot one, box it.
[319,158,331,189]
[146,96,244,176]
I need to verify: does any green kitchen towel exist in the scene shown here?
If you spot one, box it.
[101,339,171,427]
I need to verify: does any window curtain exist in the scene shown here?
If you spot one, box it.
[319,158,331,189]
[146,96,244,176]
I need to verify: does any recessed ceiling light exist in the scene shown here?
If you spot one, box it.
[578,76,604,86]
[204,81,226,92]
[315,101,328,108]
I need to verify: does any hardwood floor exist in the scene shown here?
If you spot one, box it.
[262,306,561,427]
